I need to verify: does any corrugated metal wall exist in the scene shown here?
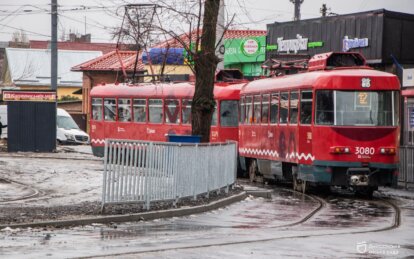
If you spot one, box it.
[266,11,385,62]
[267,10,414,65]
[8,102,56,152]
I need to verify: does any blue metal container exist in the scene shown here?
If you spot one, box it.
[166,134,201,143]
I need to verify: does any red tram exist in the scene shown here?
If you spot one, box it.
[89,82,242,157]
[239,52,400,195]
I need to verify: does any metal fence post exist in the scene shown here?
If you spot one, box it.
[193,144,199,200]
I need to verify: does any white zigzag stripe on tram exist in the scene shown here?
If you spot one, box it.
[91,139,105,144]
[240,148,314,161]
[239,148,279,158]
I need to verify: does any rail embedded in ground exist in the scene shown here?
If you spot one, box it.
[399,146,414,189]
[102,139,238,211]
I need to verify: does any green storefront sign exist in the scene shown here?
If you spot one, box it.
[224,36,266,65]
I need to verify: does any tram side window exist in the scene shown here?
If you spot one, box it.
[220,100,238,127]
[240,97,245,124]
[290,91,298,124]
[92,98,103,121]
[270,93,279,124]
[315,90,334,125]
[104,98,116,121]
[211,101,218,126]
[280,92,289,123]
[261,94,269,123]
[149,99,163,124]
[165,99,180,124]
[133,99,146,122]
[118,98,131,122]
[300,91,313,124]
[182,99,192,124]
[253,95,261,124]
[245,96,253,124]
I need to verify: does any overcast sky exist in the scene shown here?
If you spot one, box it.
[0,0,413,43]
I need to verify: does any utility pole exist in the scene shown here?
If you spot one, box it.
[215,0,225,70]
[290,0,304,21]
[320,4,327,17]
[51,0,58,91]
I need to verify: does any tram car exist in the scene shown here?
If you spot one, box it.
[89,81,243,157]
[239,52,400,195]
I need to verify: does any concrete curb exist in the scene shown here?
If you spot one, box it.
[1,191,248,229]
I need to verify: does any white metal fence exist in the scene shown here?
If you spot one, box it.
[102,139,237,210]
[399,146,414,188]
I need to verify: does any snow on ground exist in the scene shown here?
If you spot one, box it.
[0,145,103,207]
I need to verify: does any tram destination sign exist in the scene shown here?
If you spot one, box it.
[2,90,57,102]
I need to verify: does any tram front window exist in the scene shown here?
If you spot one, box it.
[315,90,399,126]
[220,100,238,127]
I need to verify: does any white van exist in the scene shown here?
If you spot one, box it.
[0,105,7,139]
[0,105,89,145]
[56,108,90,145]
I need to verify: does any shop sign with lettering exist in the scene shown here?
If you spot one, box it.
[277,34,308,53]
[224,36,266,64]
[3,91,56,102]
[342,36,369,52]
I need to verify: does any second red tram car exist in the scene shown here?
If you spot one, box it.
[239,52,400,195]
[89,82,242,157]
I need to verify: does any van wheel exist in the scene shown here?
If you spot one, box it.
[248,160,257,183]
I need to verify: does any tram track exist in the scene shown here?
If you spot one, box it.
[0,153,101,162]
[79,185,402,259]
[0,177,40,204]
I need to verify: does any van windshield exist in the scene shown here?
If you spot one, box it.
[57,116,79,130]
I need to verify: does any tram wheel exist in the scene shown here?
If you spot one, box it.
[248,160,257,183]
[293,174,306,194]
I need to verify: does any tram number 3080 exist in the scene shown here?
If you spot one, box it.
[355,147,375,155]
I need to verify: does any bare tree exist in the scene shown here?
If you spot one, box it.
[112,0,226,142]
[191,0,221,142]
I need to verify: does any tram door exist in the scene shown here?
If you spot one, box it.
[298,90,313,162]
[405,98,414,146]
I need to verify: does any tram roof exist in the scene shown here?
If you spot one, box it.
[90,82,242,99]
[241,68,400,94]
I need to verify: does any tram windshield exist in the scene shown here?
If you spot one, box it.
[315,90,399,126]
[220,100,238,127]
